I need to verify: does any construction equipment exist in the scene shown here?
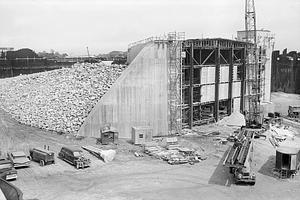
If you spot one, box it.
[244,0,262,128]
[81,146,116,163]
[223,129,256,185]
[29,146,55,166]
[288,105,300,118]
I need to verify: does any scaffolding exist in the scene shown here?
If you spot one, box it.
[167,32,185,134]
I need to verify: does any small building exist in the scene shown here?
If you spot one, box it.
[275,146,300,178]
[100,126,118,145]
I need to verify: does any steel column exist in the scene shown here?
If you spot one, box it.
[228,47,234,114]
[214,46,220,122]
[240,47,246,113]
[189,44,194,128]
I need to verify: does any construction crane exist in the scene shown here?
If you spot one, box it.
[245,0,261,128]
[86,46,90,57]
[222,0,263,185]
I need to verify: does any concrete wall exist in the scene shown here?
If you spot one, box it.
[79,42,169,138]
[237,29,275,102]
[127,43,149,64]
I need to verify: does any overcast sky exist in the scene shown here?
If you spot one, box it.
[0,0,299,56]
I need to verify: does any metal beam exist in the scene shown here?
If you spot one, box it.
[201,50,215,65]
[189,44,194,128]
[220,52,229,64]
[228,47,234,114]
[214,46,220,122]
[240,47,246,113]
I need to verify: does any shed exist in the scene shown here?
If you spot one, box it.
[275,146,300,171]
[100,126,118,145]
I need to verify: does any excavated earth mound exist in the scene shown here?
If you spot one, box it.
[0,63,126,134]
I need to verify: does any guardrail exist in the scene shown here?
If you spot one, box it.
[128,32,185,49]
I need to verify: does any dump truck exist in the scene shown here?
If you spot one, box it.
[223,129,256,185]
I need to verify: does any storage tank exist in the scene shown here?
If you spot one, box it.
[275,146,300,171]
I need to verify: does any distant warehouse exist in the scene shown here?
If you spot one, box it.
[271,49,300,94]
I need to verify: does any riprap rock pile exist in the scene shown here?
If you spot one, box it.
[0,63,125,134]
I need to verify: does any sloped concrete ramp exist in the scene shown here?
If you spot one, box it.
[78,42,169,138]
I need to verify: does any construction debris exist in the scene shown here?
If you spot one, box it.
[217,111,246,127]
[134,152,144,157]
[270,125,295,140]
[143,138,206,165]
[204,131,221,137]
[0,63,125,134]
[81,145,116,163]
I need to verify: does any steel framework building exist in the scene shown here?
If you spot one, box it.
[181,38,251,128]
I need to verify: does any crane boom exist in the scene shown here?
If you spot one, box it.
[245,0,261,126]
[86,46,90,57]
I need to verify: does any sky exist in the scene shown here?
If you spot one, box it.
[0,0,299,56]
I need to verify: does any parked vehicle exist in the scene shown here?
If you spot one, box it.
[0,156,17,181]
[29,147,55,166]
[0,177,23,200]
[7,152,30,168]
[288,105,300,118]
[58,147,90,169]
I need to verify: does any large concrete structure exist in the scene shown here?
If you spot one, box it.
[79,34,262,138]
[79,40,170,138]
[237,29,275,102]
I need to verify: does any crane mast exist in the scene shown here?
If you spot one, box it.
[245,0,261,126]
[86,46,90,57]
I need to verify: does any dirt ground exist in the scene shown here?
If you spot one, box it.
[264,92,300,115]
[1,93,300,200]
